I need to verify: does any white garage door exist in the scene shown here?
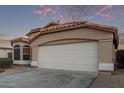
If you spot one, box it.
[38,42,98,72]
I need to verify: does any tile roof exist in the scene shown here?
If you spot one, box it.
[11,20,118,46]
[11,37,30,44]
[26,22,60,36]
[26,27,41,36]
[29,21,117,42]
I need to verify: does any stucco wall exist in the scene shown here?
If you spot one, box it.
[0,40,12,48]
[98,39,113,63]
[31,28,113,46]
[31,28,114,71]
[0,49,12,58]
[39,39,92,46]
[0,40,12,58]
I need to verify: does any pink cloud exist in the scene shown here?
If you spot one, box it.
[87,5,113,19]
[97,5,112,12]
[97,12,113,19]
[34,5,123,21]
[33,8,53,15]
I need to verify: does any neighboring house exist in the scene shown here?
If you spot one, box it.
[118,36,124,50]
[116,35,124,68]
[0,39,12,58]
[11,21,118,73]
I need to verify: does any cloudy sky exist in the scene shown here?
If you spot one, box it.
[0,5,124,38]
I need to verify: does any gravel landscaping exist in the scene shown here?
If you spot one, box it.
[90,69,124,88]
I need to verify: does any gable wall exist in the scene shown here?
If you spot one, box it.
[31,28,114,70]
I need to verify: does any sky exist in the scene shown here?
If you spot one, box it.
[0,5,124,38]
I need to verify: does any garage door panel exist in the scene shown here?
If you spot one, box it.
[38,42,98,72]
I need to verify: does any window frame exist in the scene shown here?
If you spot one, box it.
[23,45,31,60]
[14,45,20,60]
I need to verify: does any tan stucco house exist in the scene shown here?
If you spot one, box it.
[0,39,12,58]
[11,21,118,73]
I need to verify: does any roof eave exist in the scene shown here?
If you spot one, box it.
[0,47,12,50]
[30,24,117,43]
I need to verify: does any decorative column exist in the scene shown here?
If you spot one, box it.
[31,45,38,66]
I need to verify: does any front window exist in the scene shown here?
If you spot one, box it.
[23,45,30,60]
[14,45,20,60]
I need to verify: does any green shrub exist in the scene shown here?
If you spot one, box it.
[0,58,13,69]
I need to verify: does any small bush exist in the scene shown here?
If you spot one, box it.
[0,58,13,69]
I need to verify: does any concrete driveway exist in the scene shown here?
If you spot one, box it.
[0,68,96,88]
